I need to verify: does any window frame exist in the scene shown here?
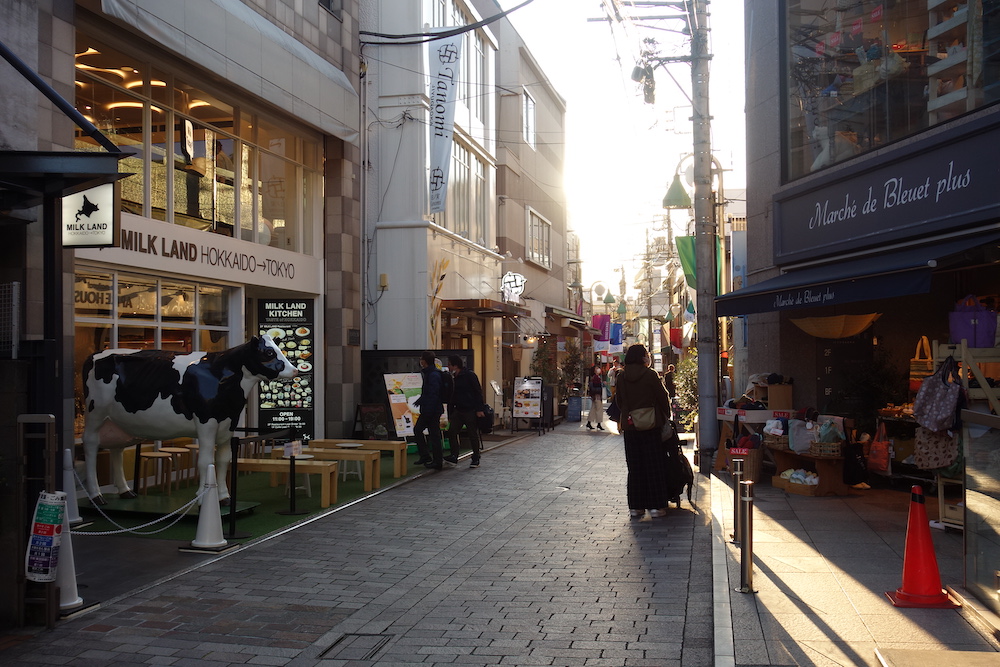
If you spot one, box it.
[525,206,551,269]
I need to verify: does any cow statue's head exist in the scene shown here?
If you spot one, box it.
[254,334,298,380]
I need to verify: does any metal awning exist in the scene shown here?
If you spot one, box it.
[0,151,125,210]
[543,303,587,328]
[716,233,1000,316]
[442,298,530,318]
[506,316,548,337]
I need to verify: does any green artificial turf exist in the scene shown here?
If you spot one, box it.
[74,451,430,542]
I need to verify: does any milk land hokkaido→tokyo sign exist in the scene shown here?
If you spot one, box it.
[428,31,463,214]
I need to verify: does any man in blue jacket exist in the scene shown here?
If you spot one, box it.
[413,351,444,469]
[445,355,485,468]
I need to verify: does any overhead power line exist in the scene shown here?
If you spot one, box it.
[361,0,535,45]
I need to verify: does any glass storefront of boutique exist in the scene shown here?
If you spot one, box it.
[785,0,1000,180]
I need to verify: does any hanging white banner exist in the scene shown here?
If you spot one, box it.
[428,30,464,213]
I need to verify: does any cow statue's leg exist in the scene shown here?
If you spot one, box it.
[215,433,233,504]
[81,423,106,506]
[108,445,138,500]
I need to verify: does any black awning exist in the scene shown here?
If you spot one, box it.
[716,233,1000,317]
[0,151,124,210]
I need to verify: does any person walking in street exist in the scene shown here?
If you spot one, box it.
[586,365,605,430]
[445,355,485,468]
[613,344,673,517]
[607,358,622,399]
[413,351,445,469]
[663,363,677,398]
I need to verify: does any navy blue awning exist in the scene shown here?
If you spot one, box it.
[716,233,1000,317]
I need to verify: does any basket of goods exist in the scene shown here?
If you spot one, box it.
[809,418,846,457]
[762,418,790,450]
[809,440,843,457]
[764,434,790,450]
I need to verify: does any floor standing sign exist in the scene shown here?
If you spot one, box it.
[258,299,315,440]
[25,492,66,583]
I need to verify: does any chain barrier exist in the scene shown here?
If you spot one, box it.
[70,467,209,536]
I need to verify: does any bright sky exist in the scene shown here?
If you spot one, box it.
[497,0,747,291]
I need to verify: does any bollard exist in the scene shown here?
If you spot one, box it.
[730,457,744,545]
[736,480,757,593]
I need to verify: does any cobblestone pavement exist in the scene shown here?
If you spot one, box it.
[3,425,713,666]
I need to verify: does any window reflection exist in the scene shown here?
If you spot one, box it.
[75,33,322,252]
[785,0,1000,180]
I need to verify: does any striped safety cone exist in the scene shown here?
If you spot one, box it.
[885,485,960,609]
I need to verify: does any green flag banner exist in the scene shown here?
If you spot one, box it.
[675,236,723,292]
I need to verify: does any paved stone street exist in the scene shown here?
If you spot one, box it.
[3,426,713,666]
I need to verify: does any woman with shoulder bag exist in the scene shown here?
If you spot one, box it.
[613,344,674,518]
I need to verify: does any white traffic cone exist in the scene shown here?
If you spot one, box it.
[57,498,83,611]
[62,449,83,526]
[191,464,228,550]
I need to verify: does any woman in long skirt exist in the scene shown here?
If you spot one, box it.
[613,344,673,517]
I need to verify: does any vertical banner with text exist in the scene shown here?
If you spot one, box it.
[258,299,315,440]
[428,30,464,213]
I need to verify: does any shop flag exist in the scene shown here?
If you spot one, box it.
[684,301,696,322]
[610,322,622,346]
[428,31,464,213]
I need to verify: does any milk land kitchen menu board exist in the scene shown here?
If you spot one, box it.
[258,299,314,439]
[512,377,542,419]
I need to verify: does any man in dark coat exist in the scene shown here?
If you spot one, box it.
[445,355,485,468]
[413,351,444,469]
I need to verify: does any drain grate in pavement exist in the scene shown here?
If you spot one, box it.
[317,633,393,660]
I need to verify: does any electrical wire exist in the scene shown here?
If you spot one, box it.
[361,0,536,45]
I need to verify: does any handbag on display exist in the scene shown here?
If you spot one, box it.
[909,336,934,393]
[949,295,998,347]
[912,355,962,432]
[628,406,657,431]
[913,426,960,470]
[867,422,891,475]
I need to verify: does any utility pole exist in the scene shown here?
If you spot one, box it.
[689,0,718,474]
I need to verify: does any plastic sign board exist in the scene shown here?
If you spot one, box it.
[25,491,66,582]
[513,376,542,419]
[62,182,118,247]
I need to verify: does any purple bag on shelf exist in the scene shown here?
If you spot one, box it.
[948,294,998,348]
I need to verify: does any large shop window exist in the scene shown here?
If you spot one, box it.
[785,0,1000,180]
[73,33,322,255]
[73,269,233,435]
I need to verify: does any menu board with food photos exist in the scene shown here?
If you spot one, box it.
[513,376,542,419]
[257,299,314,440]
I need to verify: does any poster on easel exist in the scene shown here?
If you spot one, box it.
[384,373,423,437]
[512,376,542,419]
[358,403,393,439]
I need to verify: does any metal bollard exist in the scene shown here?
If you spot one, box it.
[730,457,744,544]
[736,480,757,593]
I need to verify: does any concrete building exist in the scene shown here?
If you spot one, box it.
[736,0,1000,620]
[0,0,362,629]
[361,0,575,411]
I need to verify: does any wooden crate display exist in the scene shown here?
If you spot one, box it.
[772,475,818,496]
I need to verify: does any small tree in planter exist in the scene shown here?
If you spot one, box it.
[559,338,584,402]
[529,337,560,389]
[674,348,699,432]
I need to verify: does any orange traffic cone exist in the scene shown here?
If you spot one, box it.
[885,485,960,609]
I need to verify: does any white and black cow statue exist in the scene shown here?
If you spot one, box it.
[81,335,297,505]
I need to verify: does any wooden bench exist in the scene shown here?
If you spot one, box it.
[310,439,408,478]
[271,447,381,492]
[235,458,339,508]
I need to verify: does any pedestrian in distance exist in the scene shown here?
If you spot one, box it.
[613,344,673,518]
[586,365,605,430]
[663,363,677,398]
[445,355,485,468]
[607,358,622,399]
[413,351,445,469]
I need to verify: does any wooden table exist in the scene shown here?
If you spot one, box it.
[274,446,381,492]
[310,439,408,478]
[769,448,850,496]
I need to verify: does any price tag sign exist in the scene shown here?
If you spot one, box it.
[730,447,751,455]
